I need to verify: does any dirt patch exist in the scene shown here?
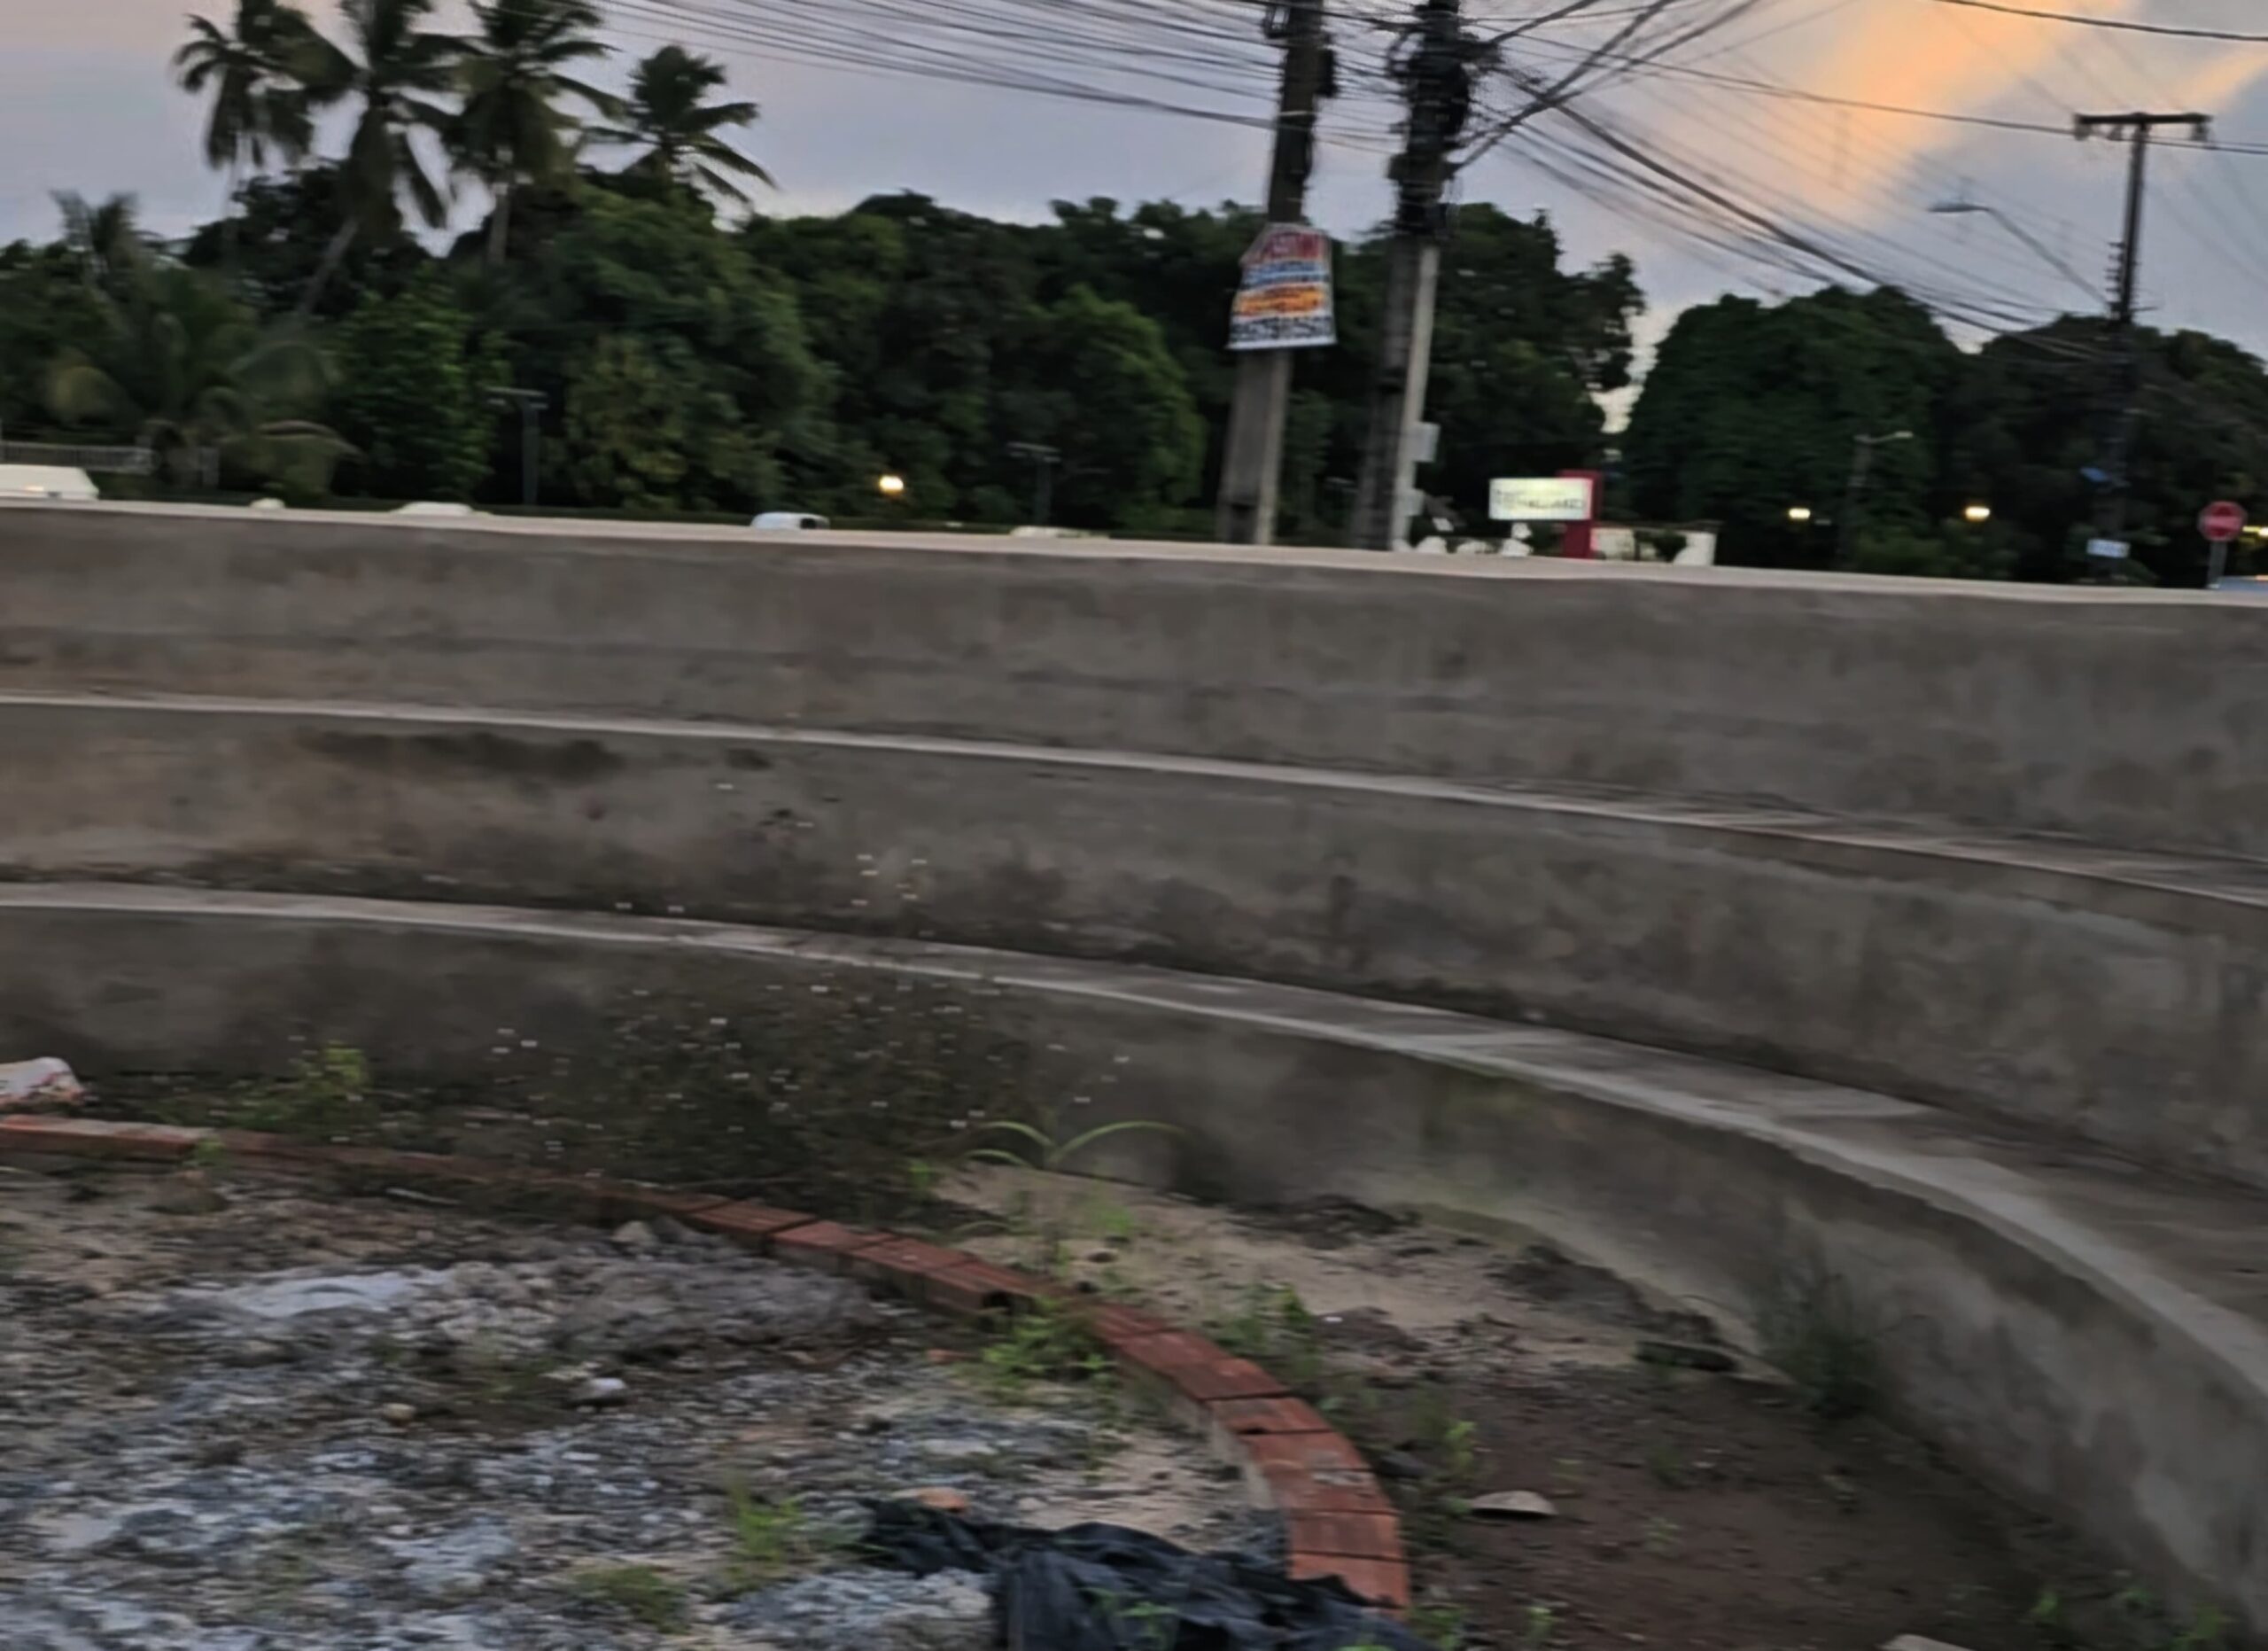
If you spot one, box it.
[944,1168,2240,1651]
[0,1159,1262,1651]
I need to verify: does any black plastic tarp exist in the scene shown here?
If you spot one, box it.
[861,1500,1431,1651]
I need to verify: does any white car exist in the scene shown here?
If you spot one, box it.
[751,511,830,531]
[0,464,98,502]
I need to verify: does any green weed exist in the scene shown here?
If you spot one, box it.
[1085,1194,1141,1244]
[574,1564,689,1631]
[2027,1586,2076,1648]
[232,1044,377,1138]
[965,1116,1180,1178]
[1441,1419,1480,1484]
[1210,1284,1324,1391]
[2167,1606,2228,1651]
[1091,1593,1182,1651]
[980,1300,1113,1396]
[1410,1601,1469,1651]
[725,1488,836,1584]
[1521,1603,1559,1648]
[1759,1270,1880,1421]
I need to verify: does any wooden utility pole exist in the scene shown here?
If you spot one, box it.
[1349,0,1477,551]
[2074,110,2209,549]
[1215,2,1333,546]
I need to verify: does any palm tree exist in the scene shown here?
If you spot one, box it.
[452,0,615,266]
[173,0,319,209]
[291,0,462,312]
[595,46,774,206]
[46,258,345,491]
[52,191,152,298]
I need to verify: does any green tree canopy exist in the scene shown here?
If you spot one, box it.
[997,284,1205,530]
[1621,285,1961,567]
[1950,318,2268,586]
[329,266,494,500]
[504,183,819,510]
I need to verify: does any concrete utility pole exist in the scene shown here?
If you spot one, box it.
[1349,0,1480,552]
[1215,1,1333,546]
[2074,111,2209,549]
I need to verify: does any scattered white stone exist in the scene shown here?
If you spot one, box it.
[610,1219,659,1250]
[572,1375,629,1407]
[151,1176,229,1217]
[1884,1639,1978,1651]
[384,1523,519,1602]
[205,1270,445,1320]
[379,1403,418,1427]
[0,1057,83,1110]
[1468,1490,1558,1520]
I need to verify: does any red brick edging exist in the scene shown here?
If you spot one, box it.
[0,1114,1410,1612]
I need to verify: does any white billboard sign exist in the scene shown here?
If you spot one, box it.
[1488,476,1595,522]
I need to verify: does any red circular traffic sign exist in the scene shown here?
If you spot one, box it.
[2200,500,2248,543]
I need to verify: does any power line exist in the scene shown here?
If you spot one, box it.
[1506,36,2268,154]
[1915,0,2268,43]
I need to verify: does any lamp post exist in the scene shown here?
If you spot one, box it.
[1838,430,1913,568]
[485,388,548,508]
[1927,201,2103,306]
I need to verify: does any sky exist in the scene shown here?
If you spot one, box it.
[8,0,2268,376]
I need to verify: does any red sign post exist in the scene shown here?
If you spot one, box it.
[2202,500,2248,588]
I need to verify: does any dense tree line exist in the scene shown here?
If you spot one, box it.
[0,0,1635,541]
[4,0,2264,579]
[1623,287,2268,588]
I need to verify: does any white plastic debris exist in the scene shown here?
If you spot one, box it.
[0,1057,83,1111]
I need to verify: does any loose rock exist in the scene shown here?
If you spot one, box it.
[1634,1340,1738,1374]
[1469,1490,1558,1520]
[0,1056,83,1110]
[573,1375,630,1407]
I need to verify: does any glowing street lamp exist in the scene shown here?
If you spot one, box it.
[1963,503,1992,523]
[877,473,907,498]
[1787,505,1814,523]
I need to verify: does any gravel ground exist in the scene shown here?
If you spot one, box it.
[0,1160,1266,1651]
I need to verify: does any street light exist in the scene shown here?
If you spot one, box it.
[1839,430,1915,566]
[1963,503,1992,523]
[1928,200,2104,305]
[877,473,907,498]
[1787,506,1814,523]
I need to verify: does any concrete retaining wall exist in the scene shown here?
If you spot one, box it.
[8,693,2268,1189]
[11,504,2268,856]
[4,884,2263,1636]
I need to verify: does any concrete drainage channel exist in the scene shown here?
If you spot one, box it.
[0,1117,1410,1650]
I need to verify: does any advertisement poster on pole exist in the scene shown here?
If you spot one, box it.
[1228,224,1337,351]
